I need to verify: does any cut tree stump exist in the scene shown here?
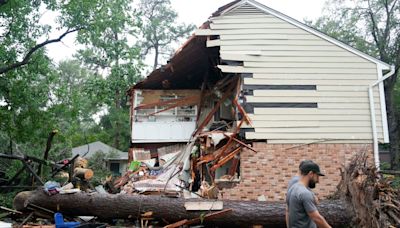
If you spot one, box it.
[73,168,93,180]
[14,190,352,227]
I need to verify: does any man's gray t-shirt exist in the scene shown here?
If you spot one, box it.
[288,176,300,190]
[286,182,317,228]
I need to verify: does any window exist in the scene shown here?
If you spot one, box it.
[110,162,120,176]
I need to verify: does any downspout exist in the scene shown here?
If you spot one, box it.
[369,65,395,170]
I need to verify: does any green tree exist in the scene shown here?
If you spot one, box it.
[47,60,107,158]
[0,0,125,155]
[310,0,400,169]
[139,0,196,70]
[0,0,95,75]
[76,0,142,150]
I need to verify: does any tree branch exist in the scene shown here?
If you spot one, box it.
[367,1,384,59]
[383,0,391,48]
[0,28,81,74]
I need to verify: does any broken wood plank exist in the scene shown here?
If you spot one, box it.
[214,118,245,161]
[148,96,200,116]
[0,206,22,214]
[233,98,252,126]
[196,72,209,122]
[19,212,34,228]
[223,133,257,153]
[164,219,188,228]
[210,147,242,172]
[196,154,215,167]
[184,201,223,211]
[228,157,240,176]
[193,79,237,136]
[134,95,199,110]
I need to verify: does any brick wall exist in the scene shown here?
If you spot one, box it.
[219,143,373,201]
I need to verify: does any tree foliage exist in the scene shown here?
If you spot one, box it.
[0,0,194,207]
[310,0,400,168]
[139,0,196,70]
[75,0,142,150]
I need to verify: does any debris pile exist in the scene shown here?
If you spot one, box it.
[116,76,256,199]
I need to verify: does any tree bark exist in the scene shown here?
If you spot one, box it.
[153,43,159,70]
[384,70,400,169]
[14,190,352,227]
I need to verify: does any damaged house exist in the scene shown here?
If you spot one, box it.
[127,0,394,201]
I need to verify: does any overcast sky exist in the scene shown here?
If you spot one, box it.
[45,0,326,65]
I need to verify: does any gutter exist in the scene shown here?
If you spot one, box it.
[369,65,395,170]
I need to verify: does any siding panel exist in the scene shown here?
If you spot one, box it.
[202,4,385,142]
[220,54,370,63]
[219,65,376,74]
[246,132,375,140]
[244,78,375,85]
[251,74,377,80]
[245,62,376,69]
[246,96,378,103]
[253,108,381,115]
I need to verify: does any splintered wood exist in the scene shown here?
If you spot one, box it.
[337,152,400,227]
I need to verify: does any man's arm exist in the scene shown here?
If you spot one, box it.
[308,210,331,228]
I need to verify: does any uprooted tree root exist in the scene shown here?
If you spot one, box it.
[337,152,400,227]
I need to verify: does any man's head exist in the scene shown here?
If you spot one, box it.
[300,161,325,189]
[299,160,313,170]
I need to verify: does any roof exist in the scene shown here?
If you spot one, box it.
[72,141,127,160]
[130,0,391,93]
[130,24,225,91]
[213,0,391,70]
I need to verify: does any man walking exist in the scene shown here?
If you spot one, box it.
[286,161,331,228]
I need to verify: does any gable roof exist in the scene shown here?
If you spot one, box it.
[72,141,126,159]
[211,0,391,70]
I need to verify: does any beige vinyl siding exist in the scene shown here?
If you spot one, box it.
[202,4,385,143]
[209,39,349,46]
[198,28,310,35]
[252,91,379,97]
[219,54,371,63]
[246,132,375,140]
[243,62,376,69]
[219,65,376,74]
[243,78,376,86]
[211,16,287,24]
[253,127,381,133]
[221,45,351,51]
[251,74,377,80]
[252,108,379,115]
[242,121,382,128]
[219,34,320,40]
[246,96,378,103]
[266,139,374,144]
[210,23,299,30]
[249,115,381,121]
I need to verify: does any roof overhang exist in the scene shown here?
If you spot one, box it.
[131,35,213,91]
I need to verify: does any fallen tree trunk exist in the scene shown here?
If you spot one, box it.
[14,190,352,227]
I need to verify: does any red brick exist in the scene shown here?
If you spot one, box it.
[221,143,373,201]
